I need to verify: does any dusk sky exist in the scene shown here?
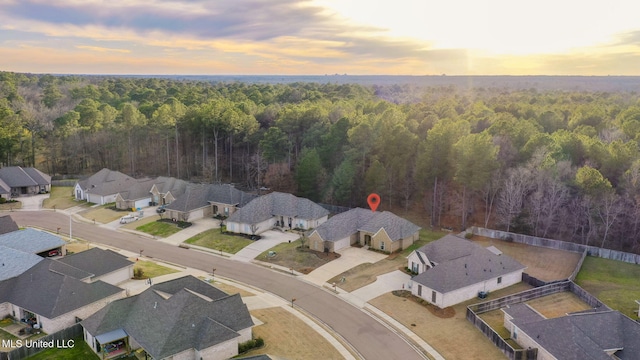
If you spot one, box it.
[1,0,639,75]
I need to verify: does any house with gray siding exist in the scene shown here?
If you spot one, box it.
[81,275,254,360]
[75,168,136,205]
[408,234,525,308]
[226,192,328,235]
[164,183,256,222]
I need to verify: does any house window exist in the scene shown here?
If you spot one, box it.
[498,276,502,284]
[513,327,518,340]
[224,207,229,216]
[380,242,385,251]
[431,291,436,303]
[418,285,422,296]
[411,262,419,273]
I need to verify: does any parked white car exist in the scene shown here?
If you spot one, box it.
[119,215,139,224]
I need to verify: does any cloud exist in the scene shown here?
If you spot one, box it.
[76,45,131,53]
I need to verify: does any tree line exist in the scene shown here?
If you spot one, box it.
[2,71,640,253]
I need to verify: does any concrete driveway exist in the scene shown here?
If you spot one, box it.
[303,247,387,286]
[231,230,300,262]
[16,194,49,210]
[350,270,411,305]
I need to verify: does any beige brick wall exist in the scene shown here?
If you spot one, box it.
[40,290,125,333]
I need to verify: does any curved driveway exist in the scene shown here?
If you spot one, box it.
[8,211,425,360]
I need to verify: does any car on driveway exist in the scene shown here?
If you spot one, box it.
[119,215,139,224]
[156,205,166,213]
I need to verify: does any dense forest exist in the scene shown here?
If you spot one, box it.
[2,71,640,253]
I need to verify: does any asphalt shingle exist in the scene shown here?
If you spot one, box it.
[227,192,328,225]
[0,215,19,235]
[57,248,133,279]
[0,228,65,254]
[0,166,39,187]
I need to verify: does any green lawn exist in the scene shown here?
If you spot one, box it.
[42,186,87,210]
[25,337,99,360]
[135,221,182,237]
[185,229,253,254]
[575,256,640,318]
[133,260,180,279]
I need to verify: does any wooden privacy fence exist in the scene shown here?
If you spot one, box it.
[466,280,609,360]
[470,226,640,265]
[0,324,82,360]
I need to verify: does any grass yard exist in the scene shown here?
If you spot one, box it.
[401,229,448,256]
[121,214,160,230]
[185,229,253,254]
[259,239,339,274]
[135,221,182,237]
[201,279,255,297]
[42,186,86,210]
[24,337,99,360]
[470,236,582,281]
[0,201,21,210]
[243,307,345,360]
[575,256,640,318]
[80,205,123,224]
[132,260,180,279]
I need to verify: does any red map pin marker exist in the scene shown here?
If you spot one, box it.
[367,193,380,212]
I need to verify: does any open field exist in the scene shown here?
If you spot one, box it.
[185,229,253,254]
[132,260,180,279]
[470,236,581,281]
[42,186,87,210]
[79,206,123,224]
[135,221,182,237]
[244,307,344,360]
[259,239,339,274]
[575,256,640,318]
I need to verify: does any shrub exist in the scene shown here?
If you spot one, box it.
[238,337,264,354]
[464,232,473,239]
[0,198,5,204]
[133,267,145,279]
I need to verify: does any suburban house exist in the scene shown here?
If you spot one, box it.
[0,227,66,258]
[503,304,640,359]
[408,234,526,308]
[0,259,125,334]
[164,183,256,222]
[0,178,10,200]
[0,215,19,235]
[226,192,329,235]
[81,275,254,360]
[0,246,43,281]
[307,208,421,253]
[75,168,136,205]
[115,176,189,210]
[56,248,134,285]
[0,166,51,197]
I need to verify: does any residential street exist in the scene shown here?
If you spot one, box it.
[7,210,426,360]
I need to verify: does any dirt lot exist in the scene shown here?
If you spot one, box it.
[244,307,344,360]
[471,236,582,281]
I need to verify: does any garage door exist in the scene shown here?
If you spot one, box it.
[333,237,351,251]
[189,209,204,221]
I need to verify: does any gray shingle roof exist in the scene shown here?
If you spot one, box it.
[117,178,155,201]
[311,208,420,242]
[22,167,51,185]
[78,168,136,196]
[227,192,328,224]
[0,228,66,254]
[412,235,526,293]
[0,215,19,235]
[152,176,189,198]
[57,248,133,279]
[81,275,253,359]
[166,184,256,213]
[0,245,43,281]
[0,166,41,187]
[513,311,640,360]
[0,259,123,318]
[502,303,544,324]
[0,178,10,194]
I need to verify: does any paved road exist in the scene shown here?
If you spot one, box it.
[8,211,425,360]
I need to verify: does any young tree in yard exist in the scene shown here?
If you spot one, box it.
[453,132,499,229]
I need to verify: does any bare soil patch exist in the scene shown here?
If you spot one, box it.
[391,290,455,318]
[66,241,91,254]
[526,291,593,318]
[244,307,344,360]
[471,236,581,281]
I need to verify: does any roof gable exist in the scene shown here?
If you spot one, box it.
[0,245,43,281]
[57,248,133,279]
[0,215,19,235]
[0,228,65,254]
[0,166,40,187]
[313,208,420,243]
[81,275,253,359]
[227,192,328,225]
[78,168,135,196]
